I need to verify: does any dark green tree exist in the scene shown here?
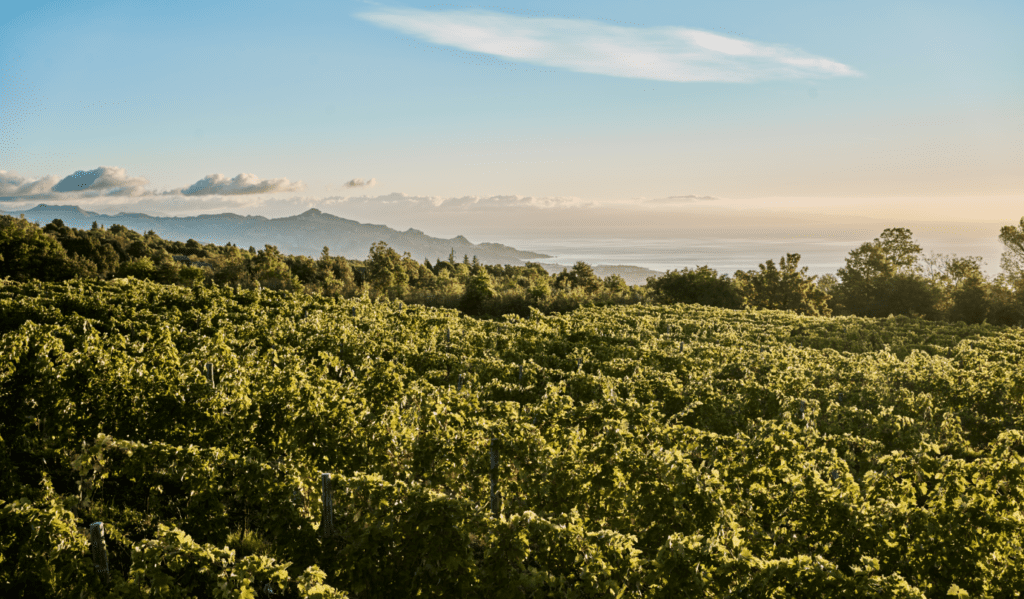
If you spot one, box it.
[604,274,629,294]
[117,256,157,279]
[314,248,356,296]
[528,277,551,300]
[949,274,991,324]
[834,228,938,318]
[563,262,602,292]
[366,241,409,298]
[461,266,496,312]
[734,253,831,316]
[646,266,742,308]
[0,216,79,281]
[998,216,1024,282]
[249,245,300,291]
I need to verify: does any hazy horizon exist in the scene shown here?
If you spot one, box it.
[3,201,1010,280]
[2,0,1021,274]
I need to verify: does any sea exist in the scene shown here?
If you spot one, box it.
[502,234,1006,280]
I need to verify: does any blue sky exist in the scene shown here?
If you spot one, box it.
[1,0,1022,251]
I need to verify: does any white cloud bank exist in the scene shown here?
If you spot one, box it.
[0,177,599,220]
[1,168,305,201]
[177,173,305,196]
[356,7,859,82]
[51,166,150,196]
[1,171,60,199]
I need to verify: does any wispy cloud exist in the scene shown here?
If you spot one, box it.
[327,192,593,211]
[356,7,859,82]
[344,178,377,188]
[643,194,720,204]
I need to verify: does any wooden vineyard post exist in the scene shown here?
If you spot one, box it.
[205,363,215,389]
[518,362,524,385]
[320,473,334,537]
[446,326,451,345]
[489,439,500,518]
[89,522,110,584]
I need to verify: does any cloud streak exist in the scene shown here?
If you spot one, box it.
[344,178,377,188]
[643,194,720,204]
[327,192,593,211]
[356,8,860,82]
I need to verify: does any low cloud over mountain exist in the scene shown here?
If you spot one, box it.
[0,171,60,199]
[177,173,305,196]
[1,167,305,202]
[51,166,150,196]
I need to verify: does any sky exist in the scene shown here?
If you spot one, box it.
[1,0,1022,271]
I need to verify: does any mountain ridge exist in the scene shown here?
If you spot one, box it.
[2,204,551,266]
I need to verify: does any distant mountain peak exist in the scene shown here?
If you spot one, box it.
[27,204,94,217]
[2,204,550,265]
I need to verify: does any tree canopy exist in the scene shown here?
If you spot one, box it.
[646,266,741,309]
[834,228,938,318]
[734,253,831,316]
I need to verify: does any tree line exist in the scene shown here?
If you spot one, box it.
[2,214,1023,325]
[647,225,1024,326]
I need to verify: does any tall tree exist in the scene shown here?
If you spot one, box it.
[734,253,831,316]
[998,217,1024,282]
[249,245,300,291]
[834,228,938,318]
[876,227,922,274]
[461,266,496,312]
[604,274,629,294]
[366,241,409,298]
[552,262,599,292]
[949,273,991,324]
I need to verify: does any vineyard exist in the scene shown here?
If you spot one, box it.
[2,276,1023,598]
